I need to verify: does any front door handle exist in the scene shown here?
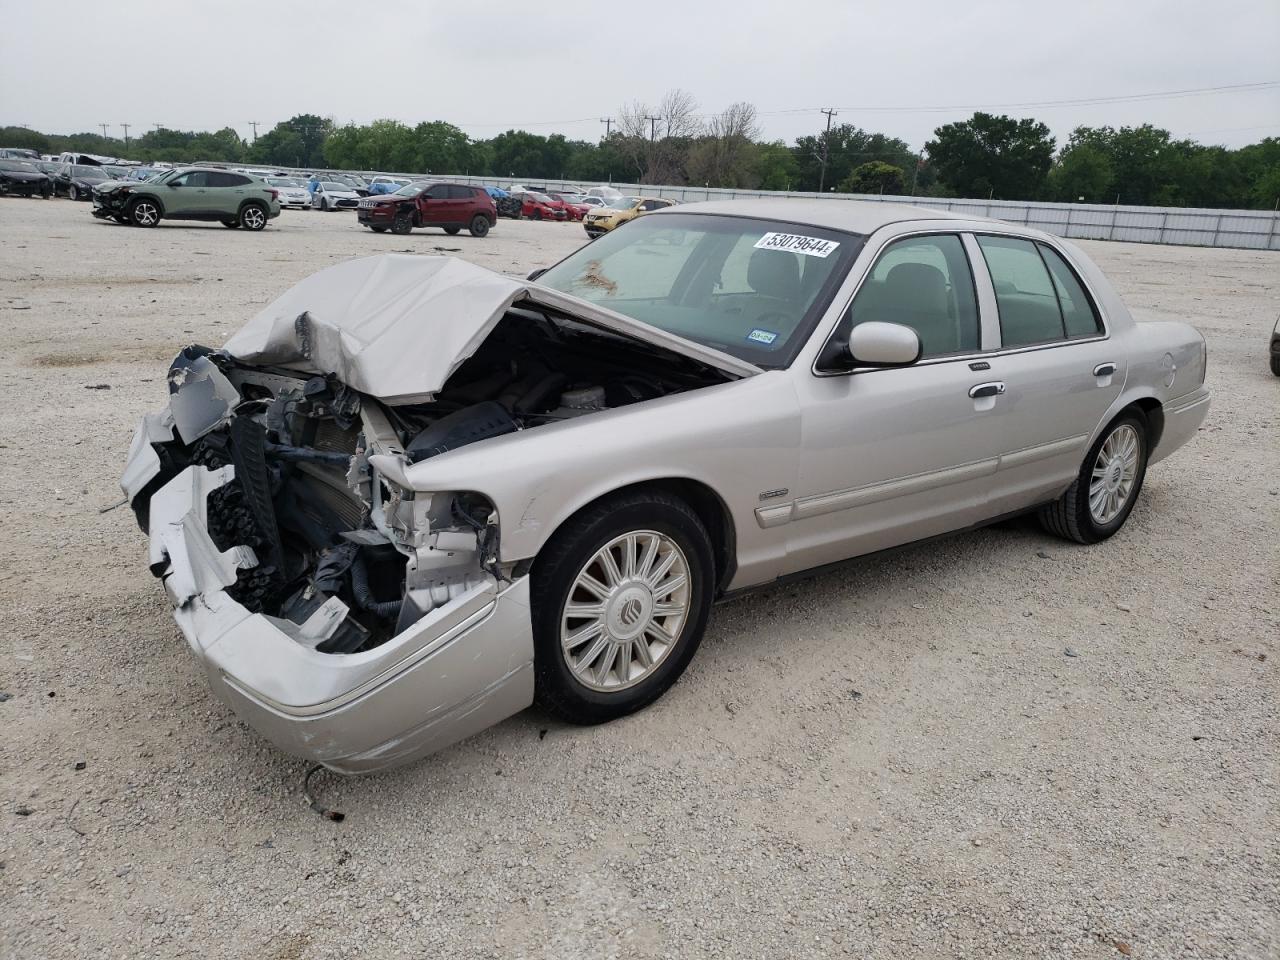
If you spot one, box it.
[1093,362,1117,377]
[968,381,1006,399]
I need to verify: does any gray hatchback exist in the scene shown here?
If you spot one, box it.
[92,167,282,230]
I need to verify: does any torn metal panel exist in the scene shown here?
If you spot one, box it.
[167,354,240,445]
[120,408,177,500]
[147,465,258,606]
[222,254,759,405]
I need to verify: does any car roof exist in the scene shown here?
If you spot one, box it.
[650,197,977,234]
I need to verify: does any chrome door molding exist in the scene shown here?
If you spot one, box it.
[755,432,1090,530]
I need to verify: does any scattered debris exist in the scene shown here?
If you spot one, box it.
[74,761,86,771]
[1192,735,1204,741]
[303,764,345,822]
[1115,602,1132,612]
[15,807,33,817]
[538,728,548,740]
[0,692,11,703]
[84,383,112,390]
[98,497,128,514]
[850,690,863,700]
[1114,941,1133,956]
[1063,648,1080,658]
[1036,550,1053,559]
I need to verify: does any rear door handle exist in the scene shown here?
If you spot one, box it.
[1093,362,1117,377]
[968,381,1006,399]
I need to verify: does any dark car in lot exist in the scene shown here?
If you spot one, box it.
[57,163,114,200]
[92,167,281,229]
[357,181,497,237]
[0,159,54,198]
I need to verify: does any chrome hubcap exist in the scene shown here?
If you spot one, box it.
[561,531,690,692]
[244,208,264,228]
[1089,424,1140,524]
[135,203,157,225]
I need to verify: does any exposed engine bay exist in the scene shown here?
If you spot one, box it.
[136,307,732,654]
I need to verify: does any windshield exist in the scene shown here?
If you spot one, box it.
[556,193,584,203]
[267,178,302,187]
[393,182,428,196]
[72,166,109,179]
[530,193,554,203]
[536,213,863,369]
[321,182,347,191]
[0,160,37,172]
[606,196,640,210]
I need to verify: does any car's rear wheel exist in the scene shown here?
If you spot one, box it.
[1270,354,1280,377]
[444,226,461,235]
[531,209,542,221]
[468,215,490,238]
[391,211,413,235]
[128,198,160,227]
[1039,413,1148,544]
[239,203,267,231]
[532,491,715,725]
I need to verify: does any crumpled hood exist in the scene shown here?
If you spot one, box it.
[221,254,760,405]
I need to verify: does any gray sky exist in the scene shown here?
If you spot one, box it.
[2,0,1277,150]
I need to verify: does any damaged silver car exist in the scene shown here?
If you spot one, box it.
[124,200,1210,773]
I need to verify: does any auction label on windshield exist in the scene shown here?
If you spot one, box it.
[753,232,840,257]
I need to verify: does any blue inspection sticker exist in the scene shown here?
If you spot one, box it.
[746,328,779,346]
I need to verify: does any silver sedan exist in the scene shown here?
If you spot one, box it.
[122,200,1210,773]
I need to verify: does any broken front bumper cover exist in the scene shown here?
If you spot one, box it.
[124,416,535,774]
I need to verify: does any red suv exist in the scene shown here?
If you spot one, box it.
[512,191,567,221]
[357,182,497,237]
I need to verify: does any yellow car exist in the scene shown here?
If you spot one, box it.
[583,195,675,238]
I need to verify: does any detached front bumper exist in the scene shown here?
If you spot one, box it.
[123,414,536,774]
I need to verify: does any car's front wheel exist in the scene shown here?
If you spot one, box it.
[1040,412,1148,544]
[468,215,490,238]
[239,203,267,231]
[391,211,413,235]
[68,185,79,201]
[532,491,715,725]
[128,198,161,227]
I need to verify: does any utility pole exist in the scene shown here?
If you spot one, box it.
[645,116,660,142]
[248,121,260,141]
[152,123,163,132]
[817,108,837,194]
[98,123,109,139]
[121,123,131,150]
[599,117,613,139]
[909,151,922,196]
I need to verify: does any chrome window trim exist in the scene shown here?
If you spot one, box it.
[810,225,1112,380]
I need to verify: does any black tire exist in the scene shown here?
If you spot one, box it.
[391,211,413,235]
[1039,412,1149,545]
[128,197,161,227]
[1270,354,1280,377]
[239,202,268,231]
[68,185,79,201]
[221,219,240,229]
[468,215,490,238]
[531,209,542,221]
[444,226,461,235]
[320,197,329,211]
[531,490,715,725]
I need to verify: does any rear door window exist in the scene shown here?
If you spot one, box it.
[447,184,473,200]
[976,235,1066,347]
[1038,244,1103,337]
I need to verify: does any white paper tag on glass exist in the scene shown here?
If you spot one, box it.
[753,232,840,258]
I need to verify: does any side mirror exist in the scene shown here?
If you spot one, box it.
[846,321,922,367]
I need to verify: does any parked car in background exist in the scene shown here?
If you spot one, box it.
[120,199,1210,773]
[582,196,673,237]
[512,190,567,221]
[0,159,54,198]
[357,181,496,236]
[579,196,605,209]
[91,166,281,229]
[487,186,523,219]
[547,191,591,220]
[367,176,409,196]
[0,147,42,160]
[585,184,624,202]
[264,177,312,209]
[56,163,115,200]
[312,181,362,211]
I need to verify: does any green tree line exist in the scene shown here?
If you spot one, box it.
[4,98,1277,209]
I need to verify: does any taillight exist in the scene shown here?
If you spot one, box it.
[269,189,279,200]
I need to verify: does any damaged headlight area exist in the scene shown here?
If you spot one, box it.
[129,345,506,655]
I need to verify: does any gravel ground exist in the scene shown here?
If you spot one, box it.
[1,199,1276,960]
